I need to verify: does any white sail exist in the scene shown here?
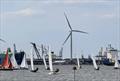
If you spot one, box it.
[77,58,80,69]
[114,55,119,68]
[20,53,28,69]
[48,46,53,74]
[10,53,19,69]
[43,54,48,70]
[30,48,34,70]
[92,57,99,70]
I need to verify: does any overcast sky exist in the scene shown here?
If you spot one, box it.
[0,0,120,58]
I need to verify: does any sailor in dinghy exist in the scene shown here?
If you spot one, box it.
[92,56,99,70]
[30,47,38,72]
[48,46,59,75]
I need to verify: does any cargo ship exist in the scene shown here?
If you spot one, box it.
[96,44,120,66]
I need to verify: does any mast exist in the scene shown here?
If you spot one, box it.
[71,32,73,60]
[13,44,17,54]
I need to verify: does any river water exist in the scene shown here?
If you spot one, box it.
[0,65,120,81]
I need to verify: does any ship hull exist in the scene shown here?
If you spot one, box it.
[102,59,120,66]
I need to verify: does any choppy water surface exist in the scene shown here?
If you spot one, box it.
[0,65,120,81]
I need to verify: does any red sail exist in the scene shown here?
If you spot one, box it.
[2,50,9,68]
[9,60,13,69]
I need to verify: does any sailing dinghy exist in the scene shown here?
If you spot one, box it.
[92,56,99,70]
[77,58,81,69]
[114,55,119,69]
[10,50,19,69]
[30,47,38,72]
[20,53,28,70]
[48,47,59,75]
[0,49,13,71]
[43,54,49,70]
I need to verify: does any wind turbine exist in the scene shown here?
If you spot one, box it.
[62,13,88,60]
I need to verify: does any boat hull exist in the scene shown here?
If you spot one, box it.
[102,59,115,66]
[0,69,13,71]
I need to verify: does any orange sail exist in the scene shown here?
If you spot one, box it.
[9,60,13,69]
[2,50,10,69]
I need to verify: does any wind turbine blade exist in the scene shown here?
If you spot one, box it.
[72,30,88,34]
[64,12,72,30]
[0,38,6,43]
[62,32,71,45]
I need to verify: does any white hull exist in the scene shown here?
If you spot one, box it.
[48,71,54,75]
